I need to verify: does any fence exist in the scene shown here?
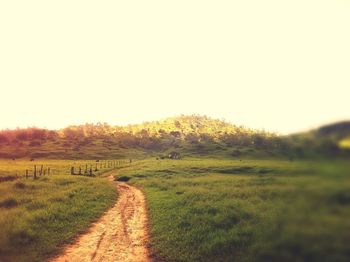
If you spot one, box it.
[20,159,132,180]
[22,164,53,179]
[69,159,131,176]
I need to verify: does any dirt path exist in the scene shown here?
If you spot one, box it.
[50,176,150,262]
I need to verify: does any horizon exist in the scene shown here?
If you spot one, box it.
[1,1,349,134]
[1,114,349,136]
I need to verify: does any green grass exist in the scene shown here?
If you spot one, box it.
[0,137,149,159]
[117,158,350,262]
[0,159,118,262]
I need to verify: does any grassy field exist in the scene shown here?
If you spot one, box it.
[1,157,349,261]
[0,159,120,262]
[117,158,350,262]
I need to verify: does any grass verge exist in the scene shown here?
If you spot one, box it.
[0,160,117,262]
[117,158,350,262]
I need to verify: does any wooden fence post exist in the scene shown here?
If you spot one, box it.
[71,166,75,175]
[39,165,43,176]
[79,166,82,175]
[34,165,37,179]
[95,163,98,172]
[89,165,93,176]
[25,169,28,179]
[48,168,50,175]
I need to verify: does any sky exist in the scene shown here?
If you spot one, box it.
[0,0,349,134]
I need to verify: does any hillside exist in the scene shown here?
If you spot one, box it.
[0,115,282,159]
[317,121,350,149]
[0,115,349,159]
[317,121,350,138]
[123,115,247,136]
[286,121,350,157]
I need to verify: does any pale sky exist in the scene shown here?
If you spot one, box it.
[0,1,349,134]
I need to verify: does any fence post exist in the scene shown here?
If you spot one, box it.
[71,166,75,175]
[95,163,98,172]
[39,165,43,176]
[48,168,50,175]
[34,165,37,179]
[89,165,93,176]
[25,169,28,179]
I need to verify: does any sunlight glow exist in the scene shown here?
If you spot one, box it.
[0,0,349,134]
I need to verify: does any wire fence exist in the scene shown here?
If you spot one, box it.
[14,159,133,180]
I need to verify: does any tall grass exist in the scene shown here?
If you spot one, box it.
[118,158,350,262]
[0,160,117,262]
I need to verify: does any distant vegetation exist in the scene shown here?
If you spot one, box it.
[0,115,349,159]
[287,121,350,158]
[0,116,349,261]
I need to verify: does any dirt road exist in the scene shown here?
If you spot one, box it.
[50,176,150,262]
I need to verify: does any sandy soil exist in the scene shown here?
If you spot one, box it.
[50,176,150,262]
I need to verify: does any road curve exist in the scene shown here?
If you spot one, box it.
[50,175,150,262]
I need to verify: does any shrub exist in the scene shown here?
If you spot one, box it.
[333,190,350,205]
[116,176,131,182]
[14,182,26,189]
[29,141,41,147]
[0,175,16,182]
[0,198,18,208]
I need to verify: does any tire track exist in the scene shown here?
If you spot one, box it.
[50,175,150,262]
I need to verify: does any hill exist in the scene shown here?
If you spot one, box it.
[0,115,349,159]
[0,115,283,159]
[318,121,350,150]
[317,121,350,138]
[286,121,350,157]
